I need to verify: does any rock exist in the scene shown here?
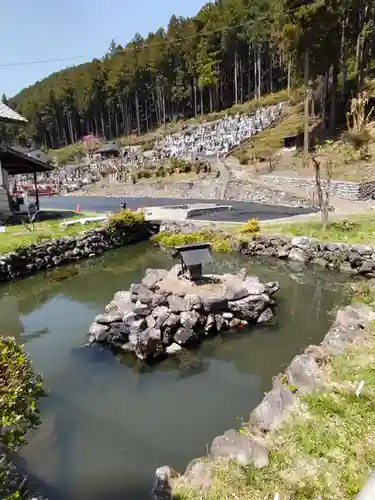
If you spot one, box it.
[164,313,180,328]
[123,311,137,326]
[257,308,273,323]
[204,314,216,332]
[134,327,163,359]
[89,322,110,342]
[94,312,123,325]
[265,281,280,296]
[334,303,374,330]
[210,430,269,468]
[228,294,270,320]
[152,305,170,318]
[291,236,316,249]
[142,269,168,290]
[151,465,178,500]
[184,459,214,488]
[185,294,202,311]
[223,284,249,301]
[146,315,157,328]
[351,244,373,256]
[116,342,134,352]
[108,297,134,314]
[133,302,151,317]
[286,354,320,393]
[180,310,200,329]
[215,314,225,331]
[288,247,307,262]
[223,312,234,319]
[167,294,190,313]
[174,327,196,345]
[229,318,241,328]
[243,277,266,295]
[114,290,132,302]
[151,293,168,308]
[358,261,374,274]
[202,296,228,313]
[130,318,147,335]
[131,284,155,304]
[277,247,290,258]
[249,381,296,432]
[166,343,183,355]
[236,268,247,280]
[162,327,175,345]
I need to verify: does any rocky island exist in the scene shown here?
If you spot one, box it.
[87,263,279,360]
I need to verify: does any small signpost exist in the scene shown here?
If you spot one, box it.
[172,243,212,281]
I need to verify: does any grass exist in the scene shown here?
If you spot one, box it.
[233,104,305,162]
[262,213,375,244]
[173,284,375,499]
[0,214,106,254]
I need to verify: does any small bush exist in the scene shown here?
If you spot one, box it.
[107,209,145,231]
[152,230,232,252]
[343,129,371,150]
[239,152,250,165]
[333,218,356,232]
[240,219,260,234]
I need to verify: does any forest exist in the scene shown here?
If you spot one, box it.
[4,0,375,149]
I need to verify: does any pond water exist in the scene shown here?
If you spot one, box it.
[0,243,351,500]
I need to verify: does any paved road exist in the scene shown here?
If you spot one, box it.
[40,195,315,222]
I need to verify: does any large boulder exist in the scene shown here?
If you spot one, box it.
[167,294,191,313]
[95,312,123,325]
[134,327,164,359]
[89,322,110,342]
[228,294,270,320]
[249,380,296,432]
[151,466,178,500]
[243,277,266,295]
[142,269,168,290]
[180,310,200,329]
[174,327,196,345]
[286,354,320,393]
[130,283,155,304]
[210,429,269,468]
[202,296,228,313]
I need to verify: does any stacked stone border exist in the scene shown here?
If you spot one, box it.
[151,221,375,499]
[151,301,375,499]
[0,222,155,282]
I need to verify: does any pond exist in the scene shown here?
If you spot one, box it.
[0,242,351,500]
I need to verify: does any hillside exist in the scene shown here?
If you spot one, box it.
[4,0,375,154]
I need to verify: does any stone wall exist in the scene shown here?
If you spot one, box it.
[0,223,153,282]
[261,175,363,200]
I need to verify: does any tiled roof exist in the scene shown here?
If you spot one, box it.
[0,101,27,123]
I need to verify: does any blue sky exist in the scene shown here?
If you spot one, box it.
[0,0,206,98]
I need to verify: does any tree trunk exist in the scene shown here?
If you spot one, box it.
[200,88,204,116]
[257,44,261,99]
[234,48,238,105]
[303,49,310,165]
[330,64,338,132]
[321,71,329,130]
[209,87,213,113]
[287,54,292,96]
[135,91,141,135]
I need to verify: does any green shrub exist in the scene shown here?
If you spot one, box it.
[152,230,232,252]
[332,218,357,232]
[343,129,371,150]
[239,152,250,165]
[107,209,145,231]
[0,338,43,498]
[240,219,260,234]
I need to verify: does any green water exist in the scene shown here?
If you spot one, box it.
[0,242,351,500]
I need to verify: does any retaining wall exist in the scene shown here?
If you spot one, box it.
[261,175,375,201]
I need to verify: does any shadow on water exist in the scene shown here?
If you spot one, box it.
[0,242,354,500]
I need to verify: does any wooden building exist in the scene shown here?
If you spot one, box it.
[0,102,52,218]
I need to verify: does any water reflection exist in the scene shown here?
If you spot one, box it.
[0,244,352,500]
